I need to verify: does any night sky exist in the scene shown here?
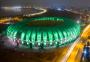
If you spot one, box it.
[0,0,90,8]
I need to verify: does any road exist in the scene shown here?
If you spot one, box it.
[66,39,84,62]
[62,24,90,62]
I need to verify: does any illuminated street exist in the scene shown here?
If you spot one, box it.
[0,0,90,62]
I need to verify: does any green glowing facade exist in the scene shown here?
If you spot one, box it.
[6,17,80,49]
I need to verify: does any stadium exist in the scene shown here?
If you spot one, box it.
[0,0,90,62]
[6,16,80,49]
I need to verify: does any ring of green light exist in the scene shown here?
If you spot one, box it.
[7,17,80,49]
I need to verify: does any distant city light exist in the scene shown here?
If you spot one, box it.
[1,6,22,12]
[57,8,62,11]
[56,7,65,11]
[23,8,47,17]
[12,6,22,9]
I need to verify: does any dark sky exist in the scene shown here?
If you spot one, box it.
[0,0,90,8]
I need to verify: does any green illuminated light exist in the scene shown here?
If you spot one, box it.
[6,17,81,49]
